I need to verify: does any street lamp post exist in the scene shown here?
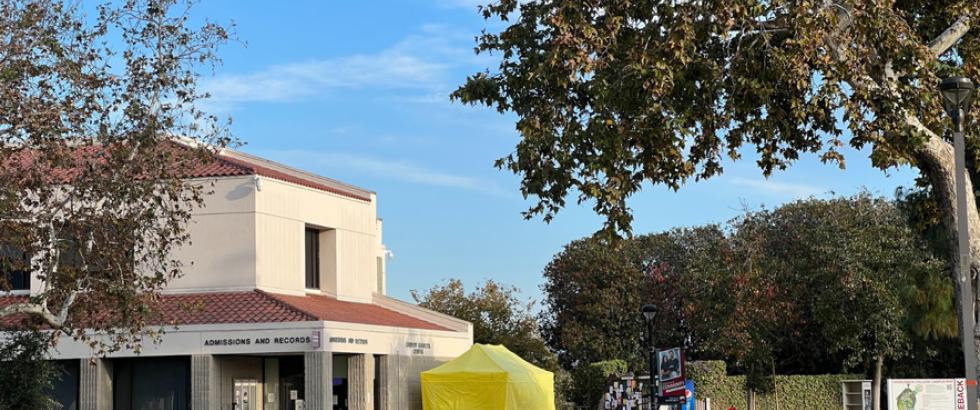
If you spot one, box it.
[940,76,978,410]
[642,304,658,410]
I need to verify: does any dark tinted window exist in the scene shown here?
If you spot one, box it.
[305,228,320,289]
[113,356,189,410]
[0,244,29,291]
[46,360,79,410]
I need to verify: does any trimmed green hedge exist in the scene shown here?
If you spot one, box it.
[686,361,861,410]
[573,359,630,407]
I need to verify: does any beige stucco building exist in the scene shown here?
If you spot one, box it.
[0,148,473,410]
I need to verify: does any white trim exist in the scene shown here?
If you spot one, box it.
[161,320,325,333]
[372,293,472,333]
[37,318,472,359]
[159,286,257,294]
[157,320,470,338]
[335,294,372,304]
[0,289,29,296]
[220,149,375,198]
[255,286,307,296]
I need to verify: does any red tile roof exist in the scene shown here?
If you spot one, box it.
[0,294,30,328]
[151,290,315,325]
[267,292,450,331]
[0,141,372,202]
[0,290,451,331]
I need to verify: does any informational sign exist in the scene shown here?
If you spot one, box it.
[311,330,321,349]
[657,347,685,397]
[601,376,646,410]
[886,378,967,410]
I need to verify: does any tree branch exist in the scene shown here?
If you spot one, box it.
[0,302,61,329]
[929,16,971,59]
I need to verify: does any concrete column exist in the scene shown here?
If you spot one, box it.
[265,357,281,410]
[191,354,218,410]
[348,354,374,410]
[305,351,333,410]
[79,358,112,410]
[377,355,391,410]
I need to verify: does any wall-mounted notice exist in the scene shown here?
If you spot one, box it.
[886,379,967,410]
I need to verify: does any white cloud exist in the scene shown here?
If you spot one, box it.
[256,149,513,198]
[729,177,826,198]
[200,25,485,111]
[202,54,446,106]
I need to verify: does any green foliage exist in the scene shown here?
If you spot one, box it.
[412,278,559,371]
[541,194,953,399]
[553,368,577,410]
[453,0,980,240]
[0,330,58,410]
[0,0,234,355]
[688,361,861,410]
[728,194,943,379]
[540,226,729,371]
[571,359,629,408]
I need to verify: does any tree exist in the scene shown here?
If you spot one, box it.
[732,195,946,409]
[412,279,559,371]
[540,194,950,407]
[539,226,729,371]
[0,0,232,354]
[0,329,60,409]
[453,0,980,384]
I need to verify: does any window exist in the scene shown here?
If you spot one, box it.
[376,256,384,294]
[0,244,30,291]
[113,357,190,410]
[305,228,320,289]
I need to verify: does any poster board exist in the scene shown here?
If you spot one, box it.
[657,347,685,397]
[886,378,967,410]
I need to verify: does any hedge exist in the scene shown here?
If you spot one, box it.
[686,361,862,410]
[573,359,630,407]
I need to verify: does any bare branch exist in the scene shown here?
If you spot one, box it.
[929,16,971,58]
[56,290,78,325]
[0,302,60,329]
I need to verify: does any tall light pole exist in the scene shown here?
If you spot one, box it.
[940,76,977,410]
[642,304,658,410]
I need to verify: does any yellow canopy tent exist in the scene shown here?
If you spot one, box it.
[421,344,556,410]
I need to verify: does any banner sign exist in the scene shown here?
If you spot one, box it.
[886,378,967,410]
[657,347,685,397]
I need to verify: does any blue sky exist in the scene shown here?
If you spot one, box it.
[191,1,919,303]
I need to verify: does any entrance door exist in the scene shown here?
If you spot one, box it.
[233,379,258,410]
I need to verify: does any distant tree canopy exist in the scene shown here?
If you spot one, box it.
[412,278,559,372]
[541,194,955,391]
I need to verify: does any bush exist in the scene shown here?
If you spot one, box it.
[687,361,861,410]
[0,330,59,409]
[572,359,630,408]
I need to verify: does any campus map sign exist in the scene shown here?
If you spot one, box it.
[886,379,967,410]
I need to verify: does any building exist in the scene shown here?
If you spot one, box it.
[0,147,473,410]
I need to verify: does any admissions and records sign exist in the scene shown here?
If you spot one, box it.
[887,379,967,410]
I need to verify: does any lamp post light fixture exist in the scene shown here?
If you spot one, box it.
[940,75,978,410]
[642,304,658,410]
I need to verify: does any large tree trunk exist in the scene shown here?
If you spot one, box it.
[872,355,883,410]
[916,134,980,400]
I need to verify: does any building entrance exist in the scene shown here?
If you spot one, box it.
[233,379,258,410]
